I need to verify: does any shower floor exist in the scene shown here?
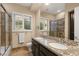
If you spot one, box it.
[10,46,32,56]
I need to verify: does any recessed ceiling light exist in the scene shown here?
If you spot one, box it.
[57,10,61,13]
[45,3,49,5]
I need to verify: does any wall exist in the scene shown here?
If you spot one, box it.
[2,3,55,48]
[65,3,79,11]
[35,9,40,36]
[65,3,79,39]
[56,12,65,20]
[41,12,55,20]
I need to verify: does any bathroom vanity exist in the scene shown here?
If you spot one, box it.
[32,37,79,56]
[32,39,57,56]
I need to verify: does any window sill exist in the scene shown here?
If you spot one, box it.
[12,30,32,32]
[40,30,49,31]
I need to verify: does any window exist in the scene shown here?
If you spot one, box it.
[40,17,48,31]
[15,15,23,30]
[12,12,32,31]
[24,16,31,30]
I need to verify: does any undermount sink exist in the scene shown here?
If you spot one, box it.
[49,43,68,50]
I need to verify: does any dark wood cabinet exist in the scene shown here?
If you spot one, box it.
[32,39,58,56]
[40,51,46,56]
[40,45,57,56]
[32,39,40,56]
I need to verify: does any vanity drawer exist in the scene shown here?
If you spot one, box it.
[32,39,40,56]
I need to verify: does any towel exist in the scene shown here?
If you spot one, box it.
[18,33,25,44]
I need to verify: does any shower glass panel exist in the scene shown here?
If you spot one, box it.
[5,14,9,50]
[49,20,57,37]
[1,12,6,55]
[0,4,10,56]
[49,19,65,38]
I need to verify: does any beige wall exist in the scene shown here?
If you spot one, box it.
[65,3,79,11]
[41,12,55,20]
[2,3,54,48]
[56,12,65,20]
[35,9,41,36]
[65,3,79,39]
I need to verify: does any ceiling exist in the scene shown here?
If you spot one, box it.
[18,3,32,7]
[18,3,65,14]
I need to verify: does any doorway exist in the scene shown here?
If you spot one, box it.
[69,10,74,40]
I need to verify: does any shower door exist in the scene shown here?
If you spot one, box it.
[0,4,10,56]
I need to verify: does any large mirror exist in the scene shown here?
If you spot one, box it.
[39,17,49,36]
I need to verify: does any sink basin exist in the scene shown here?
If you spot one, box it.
[49,43,68,50]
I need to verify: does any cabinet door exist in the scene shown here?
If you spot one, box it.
[32,44,36,56]
[32,40,39,56]
[40,45,57,56]
[35,46,39,56]
[32,44,39,56]
[40,51,46,56]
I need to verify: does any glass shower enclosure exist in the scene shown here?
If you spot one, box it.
[0,4,11,56]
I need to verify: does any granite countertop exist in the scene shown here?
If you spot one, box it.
[33,37,79,56]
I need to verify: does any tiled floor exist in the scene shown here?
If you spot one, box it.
[10,46,32,56]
